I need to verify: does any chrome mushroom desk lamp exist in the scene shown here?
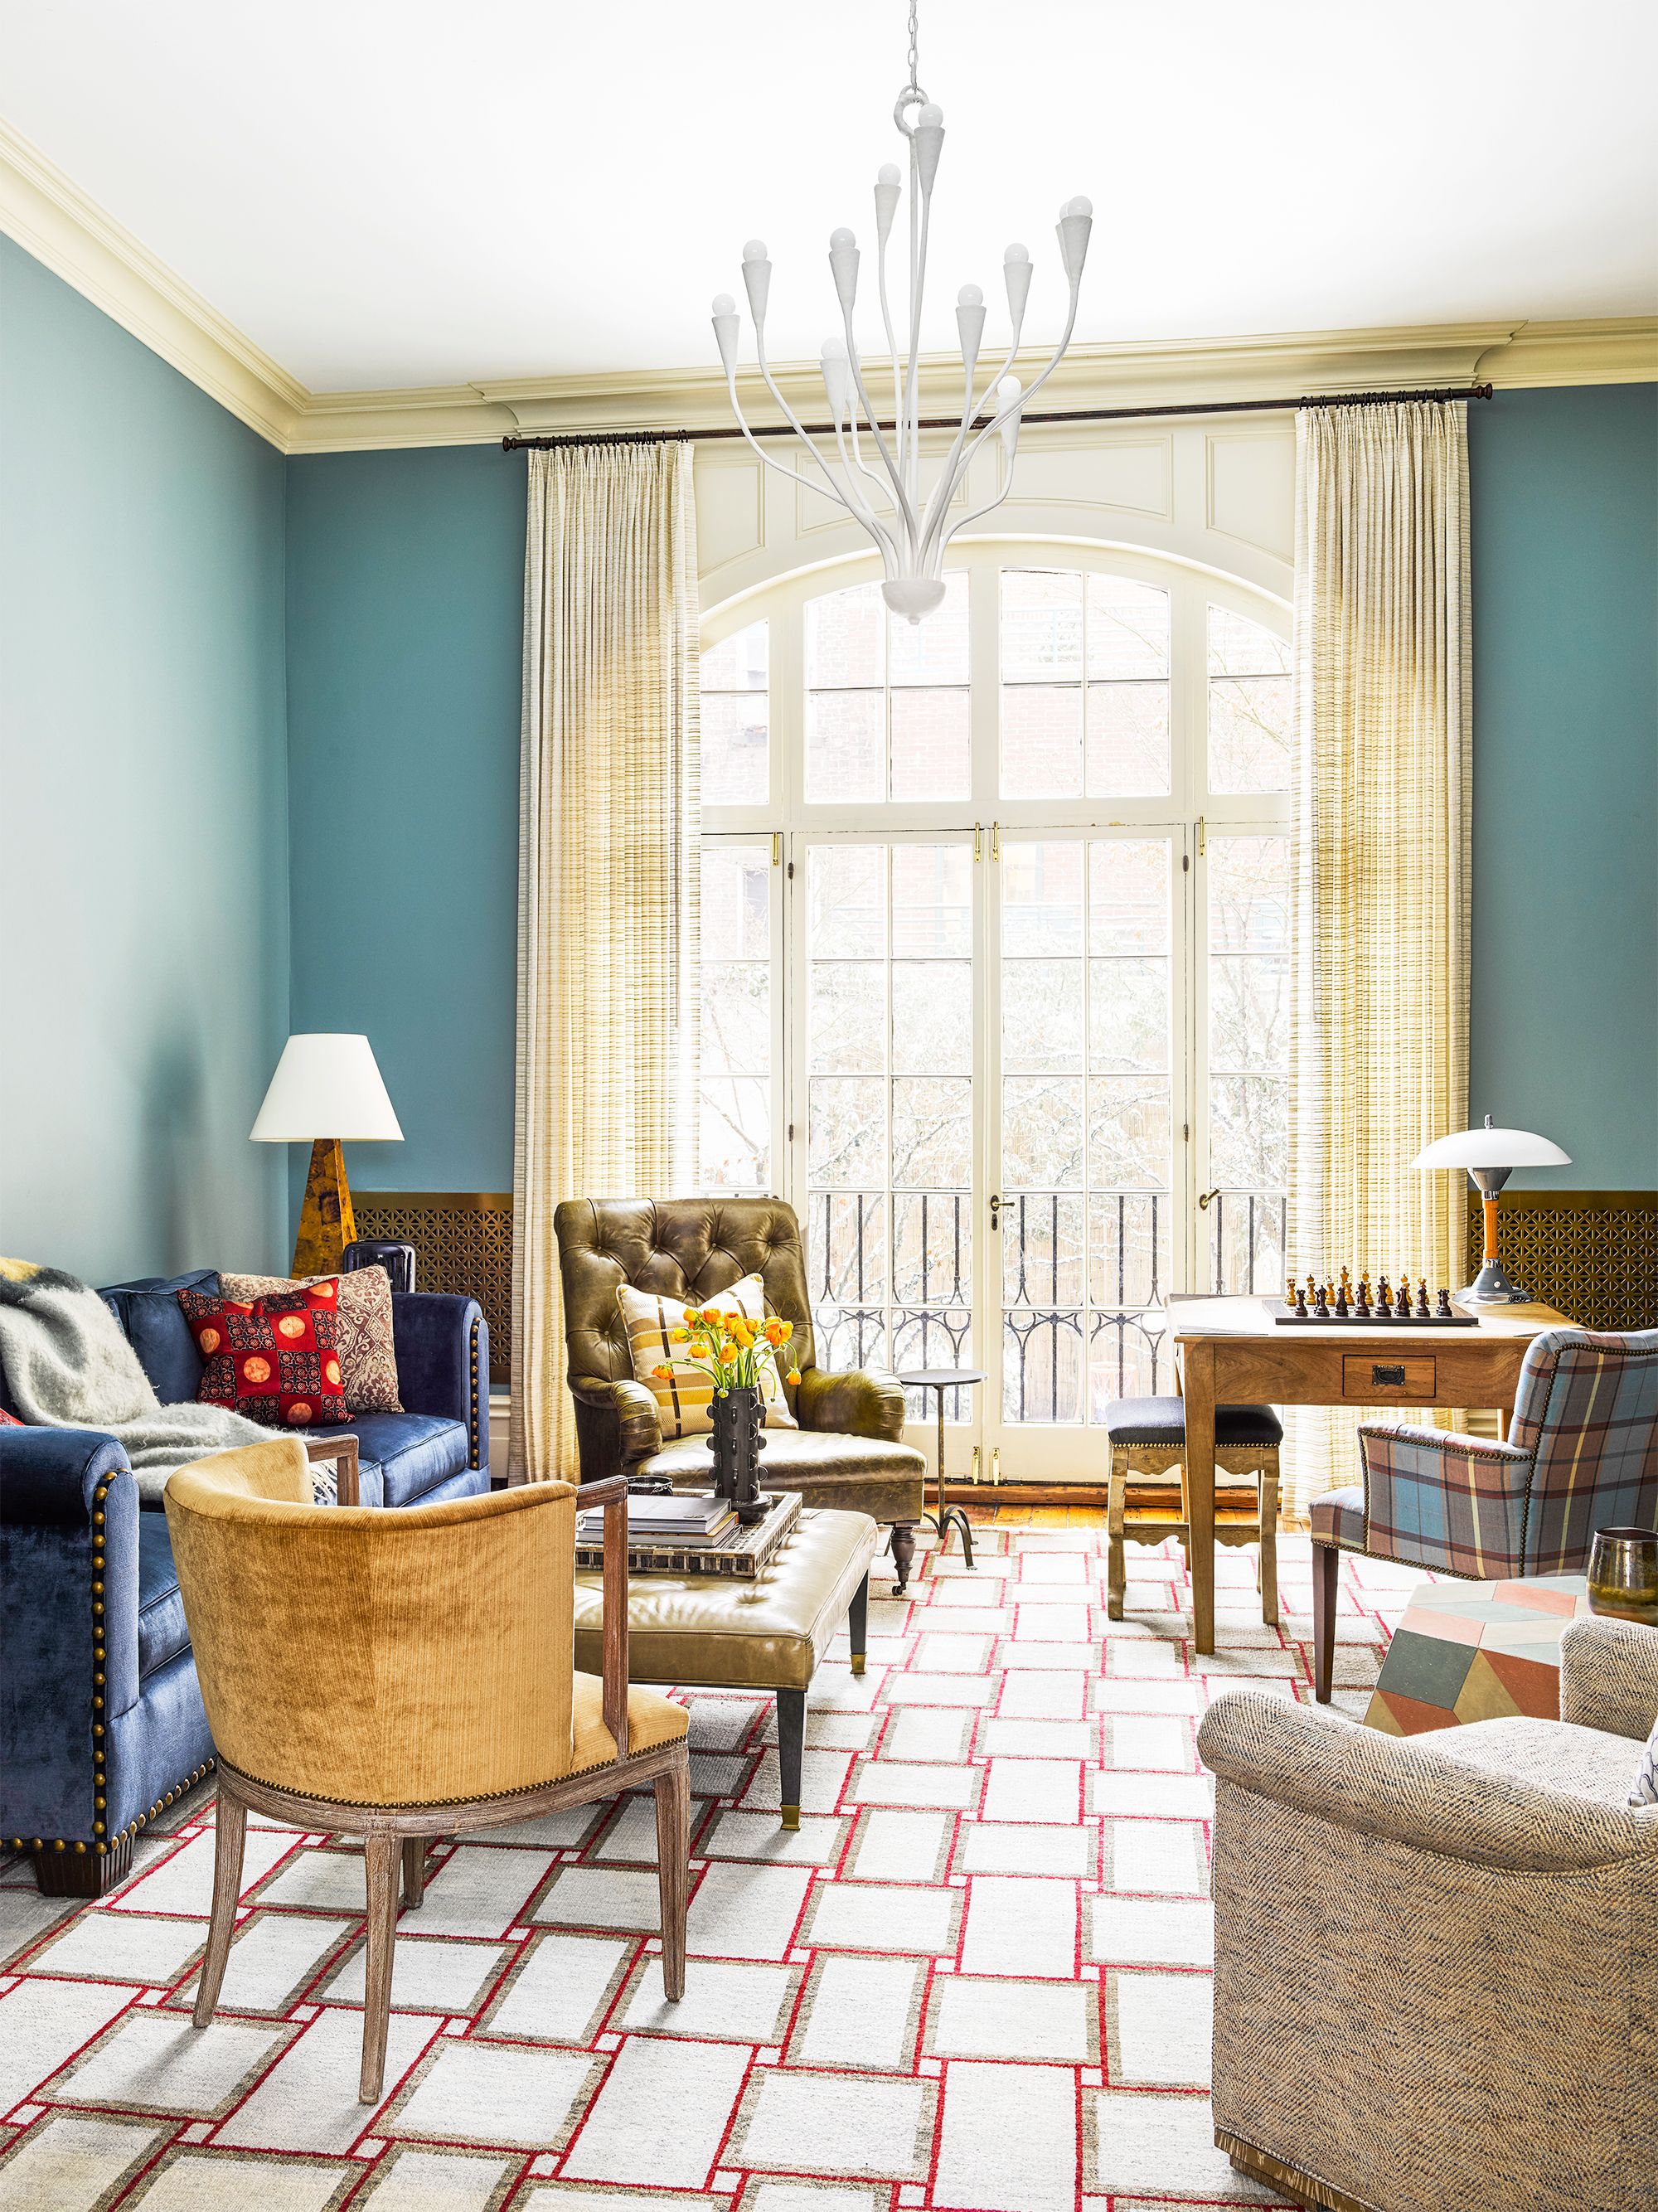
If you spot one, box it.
[1411,1116,1571,1303]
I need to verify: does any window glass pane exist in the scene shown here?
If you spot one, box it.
[1085,682,1170,796]
[809,845,885,958]
[1089,957,1168,1071]
[807,688,884,803]
[890,570,968,685]
[1001,570,1084,679]
[1002,840,1084,957]
[1089,1074,1171,1191]
[697,841,772,1191]
[1001,684,1084,799]
[1002,1193,1084,1307]
[806,842,975,1399]
[1004,1312,1084,1423]
[1088,840,1169,954]
[1002,1076,1085,1189]
[1208,607,1291,793]
[890,687,971,802]
[1205,836,1291,1295]
[1086,576,1169,679]
[807,583,884,687]
[1004,958,1084,1076]
[699,620,769,808]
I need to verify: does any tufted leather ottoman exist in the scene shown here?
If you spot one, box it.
[573,1506,879,1827]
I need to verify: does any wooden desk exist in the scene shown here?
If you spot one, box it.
[1167,1296,1572,1653]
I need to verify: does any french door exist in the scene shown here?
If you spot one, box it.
[700,546,1292,1485]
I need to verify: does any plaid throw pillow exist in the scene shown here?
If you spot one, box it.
[617,1273,798,1441]
[220,1269,402,1415]
[177,1283,347,1430]
[1633,1717,1658,1810]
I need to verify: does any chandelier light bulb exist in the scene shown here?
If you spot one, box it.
[712,293,735,316]
[714,1,1090,621]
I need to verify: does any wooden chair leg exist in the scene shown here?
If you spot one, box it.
[1107,1450,1128,1622]
[360,1831,400,2104]
[401,1837,426,1909]
[1312,1540,1340,1704]
[1258,1462,1280,1627]
[890,1522,916,1594]
[192,1778,247,2028]
[653,1754,690,2002]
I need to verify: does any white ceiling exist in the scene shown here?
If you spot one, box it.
[2,0,1655,394]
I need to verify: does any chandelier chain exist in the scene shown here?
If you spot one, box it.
[906,0,919,94]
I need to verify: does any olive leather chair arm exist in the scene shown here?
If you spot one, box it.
[571,1374,664,1474]
[794,1366,908,1444]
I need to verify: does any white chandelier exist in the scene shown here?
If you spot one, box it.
[711,0,1093,623]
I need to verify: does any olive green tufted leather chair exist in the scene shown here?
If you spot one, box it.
[554,1197,926,1588]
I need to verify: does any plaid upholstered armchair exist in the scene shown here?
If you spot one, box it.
[1311,1327,1658,1700]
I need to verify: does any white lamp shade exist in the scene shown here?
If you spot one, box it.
[1411,1125,1571,1171]
[250,1035,403,1143]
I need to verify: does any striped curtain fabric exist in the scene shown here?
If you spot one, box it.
[511,441,701,1482]
[1284,400,1472,1515]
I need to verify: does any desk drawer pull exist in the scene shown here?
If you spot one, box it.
[1344,1352,1436,1399]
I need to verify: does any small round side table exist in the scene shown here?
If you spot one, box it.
[898,1368,985,1571]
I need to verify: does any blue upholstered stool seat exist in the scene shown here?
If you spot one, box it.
[1104,1397,1283,1449]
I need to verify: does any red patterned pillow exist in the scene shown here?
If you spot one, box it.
[177,1282,347,1429]
[0,1409,21,1427]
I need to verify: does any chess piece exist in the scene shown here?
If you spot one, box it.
[1376,1274,1390,1312]
[1355,1277,1371,1317]
[1313,1283,1331,1319]
[1286,1278,1298,1310]
[1335,1280,1350,1317]
[1395,1277,1412,1318]
[1415,1278,1430,1317]
[1294,1284,1308,1318]
[1436,1287,1454,1318]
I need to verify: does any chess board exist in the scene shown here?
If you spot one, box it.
[1273,1273,1480,1327]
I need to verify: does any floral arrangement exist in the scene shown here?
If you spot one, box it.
[652,1306,802,1398]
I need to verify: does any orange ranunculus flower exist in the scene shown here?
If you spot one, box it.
[670,1326,691,1342]
[786,1369,802,1385]
[779,1319,793,1339]
[651,1363,673,1380]
[683,1307,702,1325]
[764,1317,785,1346]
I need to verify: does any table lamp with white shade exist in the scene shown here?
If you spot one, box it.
[251,1034,403,1277]
[1411,1115,1571,1303]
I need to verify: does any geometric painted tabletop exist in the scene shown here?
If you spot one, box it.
[1365,1573,1592,1737]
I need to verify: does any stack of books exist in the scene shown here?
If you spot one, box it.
[575,1491,737,1547]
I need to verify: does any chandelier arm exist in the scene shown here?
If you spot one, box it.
[829,415,901,566]
[875,225,906,475]
[946,275,1084,487]
[901,143,933,517]
[722,369,858,506]
[836,401,906,550]
[943,446,1022,537]
[917,329,1025,569]
[838,303,922,549]
[750,331,865,508]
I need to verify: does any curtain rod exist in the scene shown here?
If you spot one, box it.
[501,383,1494,452]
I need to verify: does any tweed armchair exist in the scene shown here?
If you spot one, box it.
[1199,1616,1658,2212]
[1310,1326,1658,1699]
[554,1197,926,1586]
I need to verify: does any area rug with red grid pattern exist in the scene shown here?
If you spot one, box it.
[0,1524,1412,2212]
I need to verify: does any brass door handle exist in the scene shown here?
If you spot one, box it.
[1197,1188,1220,1210]
[989,1194,1004,1230]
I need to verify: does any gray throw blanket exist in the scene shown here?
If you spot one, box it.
[0,1261,308,1504]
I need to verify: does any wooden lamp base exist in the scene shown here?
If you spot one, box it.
[293,1138,356,1278]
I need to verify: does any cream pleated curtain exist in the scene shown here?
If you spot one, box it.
[511,439,700,1482]
[1283,400,1472,1515]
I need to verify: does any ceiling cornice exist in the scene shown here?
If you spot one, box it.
[3,117,1654,457]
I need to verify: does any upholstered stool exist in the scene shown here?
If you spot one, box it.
[1103,1398,1283,1624]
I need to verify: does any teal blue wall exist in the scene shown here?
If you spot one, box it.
[1469,385,1658,1189]
[0,236,290,1284]
[284,447,525,1202]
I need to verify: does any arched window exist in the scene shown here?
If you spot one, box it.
[698,544,1289,1481]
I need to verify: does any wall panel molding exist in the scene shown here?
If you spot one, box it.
[2,124,1651,455]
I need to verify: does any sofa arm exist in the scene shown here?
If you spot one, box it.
[1560,1616,1658,1744]
[1357,1421,1532,1577]
[0,1428,140,1843]
[570,1375,663,1469]
[1198,1689,1651,1872]
[795,1366,907,1443]
[391,1293,489,1472]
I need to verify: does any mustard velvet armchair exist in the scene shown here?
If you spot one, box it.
[163,1438,691,2103]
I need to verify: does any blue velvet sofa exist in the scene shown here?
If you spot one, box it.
[0,1268,489,1896]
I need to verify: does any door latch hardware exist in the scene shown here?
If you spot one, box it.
[1373,1364,1407,1387]
[1197,1187,1220,1210]
[988,1194,1004,1231]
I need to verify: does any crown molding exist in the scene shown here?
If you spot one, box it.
[2,121,1651,456]
[0,117,306,448]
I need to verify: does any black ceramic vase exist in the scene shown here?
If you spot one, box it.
[708,1385,768,1524]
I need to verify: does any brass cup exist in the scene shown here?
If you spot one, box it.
[1586,1526,1658,1626]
